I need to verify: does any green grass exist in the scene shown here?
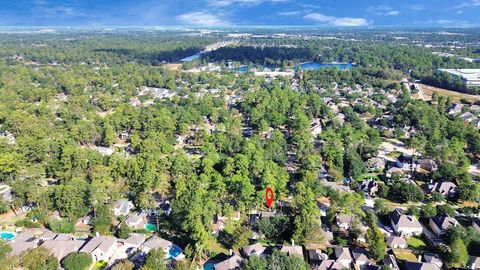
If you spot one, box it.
[407,236,427,250]
[93,261,107,270]
[393,249,417,261]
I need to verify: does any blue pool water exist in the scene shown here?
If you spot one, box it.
[168,245,183,259]
[203,261,217,270]
[0,232,16,240]
[294,62,353,71]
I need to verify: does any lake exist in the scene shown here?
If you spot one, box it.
[294,62,353,71]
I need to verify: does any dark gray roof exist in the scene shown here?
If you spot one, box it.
[430,215,458,231]
[404,262,440,270]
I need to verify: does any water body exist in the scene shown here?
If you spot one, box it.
[180,52,204,62]
[295,62,353,71]
[233,62,353,73]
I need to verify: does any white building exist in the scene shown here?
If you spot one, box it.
[437,69,480,86]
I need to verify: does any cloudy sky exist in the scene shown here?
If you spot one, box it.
[1,0,480,27]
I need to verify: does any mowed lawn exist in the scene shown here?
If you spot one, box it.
[407,236,427,250]
[393,249,417,262]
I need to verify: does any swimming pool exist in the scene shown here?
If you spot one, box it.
[144,223,156,232]
[0,231,16,240]
[203,261,217,270]
[168,245,183,259]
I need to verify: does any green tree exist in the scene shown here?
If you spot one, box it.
[448,238,468,267]
[20,247,58,270]
[111,259,134,270]
[367,226,387,261]
[62,252,92,270]
[142,248,167,270]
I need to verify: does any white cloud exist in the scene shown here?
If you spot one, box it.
[278,10,303,16]
[206,0,286,7]
[367,5,399,16]
[176,12,229,26]
[304,13,369,27]
[453,0,480,9]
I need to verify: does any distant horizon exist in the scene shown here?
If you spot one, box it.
[1,0,480,28]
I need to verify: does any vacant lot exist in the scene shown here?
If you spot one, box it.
[419,83,480,103]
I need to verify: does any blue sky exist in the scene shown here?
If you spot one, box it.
[1,0,480,27]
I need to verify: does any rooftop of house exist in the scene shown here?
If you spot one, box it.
[424,181,457,195]
[386,236,407,246]
[241,243,265,256]
[280,245,303,257]
[214,254,244,270]
[404,261,440,270]
[390,209,422,229]
[430,215,458,230]
[142,236,172,250]
[80,236,117,254]
[336,214,352,225]
[334,247,352,261]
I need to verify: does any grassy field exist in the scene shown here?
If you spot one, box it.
[407,236,427,250]
[419,83,480,103]
[393,249,418,261]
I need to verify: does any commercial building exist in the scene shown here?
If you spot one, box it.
[437,69,480,86]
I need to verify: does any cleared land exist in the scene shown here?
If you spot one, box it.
[418,83,480,103]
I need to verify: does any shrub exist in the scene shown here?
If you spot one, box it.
[62,252,92,270]
[15,218,40,228]
[48,219,75,233]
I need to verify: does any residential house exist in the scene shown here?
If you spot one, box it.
[141,236,172,254]
[121,234,146,254]
[80,236,119,262]
[367,157,386,172]
[307,249,328,267]
[416,159,438,172]
[386,167,407,178]
[217,211,241,222]
[429,215,459,236]
[125,213,147,229]
[386,236,408,249]
[448,104,463,115]
[383,254,400,270]
[422,253,443,269]
[360,179,379,197]
[404,261,440,270]
[318,260,345,270]
[336,214,353,231]
[8,230,42,256]
[280,245,303,257]
[212,220,226,236]
[214,254,244,270]
[474,219,480,234]
[41,238,85,262]
[460,111,475,122]
[396,154,417,170]
[334,247,352,268]
[424,181,457,198]
[351,248,369,266]
[241,243,266,257]
[114,199,134,216]
[389,209,423,236]
[468,256,480,270]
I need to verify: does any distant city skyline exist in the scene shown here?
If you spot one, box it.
[1,0,480,27]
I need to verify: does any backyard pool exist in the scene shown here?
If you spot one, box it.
[202,261,217,270]
[0,231,16,240]
[144,223,156,232]
[168,245,183,259]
